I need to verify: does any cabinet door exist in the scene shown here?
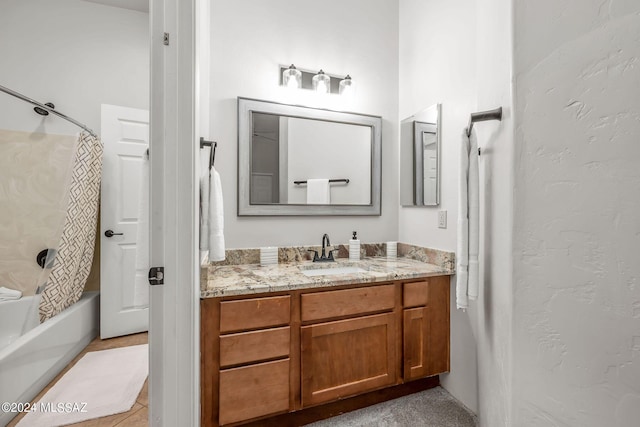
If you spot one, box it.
[219,359,290,425]
[403,277,450,380]
[403,307,429,380]
[301,313,397,407]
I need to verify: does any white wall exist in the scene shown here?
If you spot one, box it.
[512,1,640,425]
[398,0,480,414]
[286,118,371,205]
[0,0,149,136]
[474,0,514,424]
[210,0,399,248]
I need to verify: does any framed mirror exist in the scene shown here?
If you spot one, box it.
[238,97,382,216]
[400,104,441,206]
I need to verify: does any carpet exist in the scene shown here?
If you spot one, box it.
[305,386,478,427]
[17,344,148,427]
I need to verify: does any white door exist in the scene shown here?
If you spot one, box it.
[423,141,438,204]
[100,104,150,339]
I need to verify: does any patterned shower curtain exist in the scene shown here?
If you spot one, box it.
[39,132,103,322]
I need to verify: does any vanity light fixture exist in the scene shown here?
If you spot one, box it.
[280,66,353,96]
[282,64,302,89]
[339,75,354,96]
[312,69,331,94]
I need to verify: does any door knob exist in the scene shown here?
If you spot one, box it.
[104,229,124,238]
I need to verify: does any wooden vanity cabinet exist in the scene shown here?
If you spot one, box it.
[201,295,293,426]
[300,284,398,406]
[201,276,450,427]
[402,276,450,380]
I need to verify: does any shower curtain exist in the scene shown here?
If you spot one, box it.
[39,132,103,322]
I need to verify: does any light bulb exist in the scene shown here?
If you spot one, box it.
[287,77,299,89]
[339,75,354,97]
[312,70,331,94]
[316,80,328,93]
[282,64,302,90]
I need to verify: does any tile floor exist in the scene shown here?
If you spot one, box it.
[7,332,148,427]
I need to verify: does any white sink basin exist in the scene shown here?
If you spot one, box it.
[301,266,367,277]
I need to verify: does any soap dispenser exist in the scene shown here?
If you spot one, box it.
[349,231,360,261]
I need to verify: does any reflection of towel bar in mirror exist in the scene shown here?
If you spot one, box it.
[294,179,350,185]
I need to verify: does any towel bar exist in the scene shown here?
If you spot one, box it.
[467,107,502,137]
[200,137,217,169]
[294,179,350,185]
[467,107,502,155]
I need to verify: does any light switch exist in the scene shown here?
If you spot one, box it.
[438,210,447,229]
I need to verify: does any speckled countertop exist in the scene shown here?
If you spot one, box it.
[201,257,453,298]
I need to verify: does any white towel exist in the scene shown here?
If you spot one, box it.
[199,146,211,254]
[456,129,480,310]
[0,286,22,301]
[134,149,150,308]
[306,179,330,204]
[456,130,470,310]
[468,132,480,300]
[208,166,225,262]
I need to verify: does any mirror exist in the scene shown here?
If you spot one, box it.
[400,104,441,206]
[238,98,382,216]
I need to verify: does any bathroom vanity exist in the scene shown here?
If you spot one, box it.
[200,257,453,426]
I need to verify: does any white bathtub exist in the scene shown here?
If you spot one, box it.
[0,292,99,426]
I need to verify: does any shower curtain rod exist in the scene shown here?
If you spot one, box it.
[0,84,97,137]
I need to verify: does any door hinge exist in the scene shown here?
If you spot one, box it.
[163,32,170,46]
[148,267,165,286]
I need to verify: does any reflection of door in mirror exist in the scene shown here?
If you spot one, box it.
[423,132,437,205]
[399,103,441,207]
[250,113,280,204]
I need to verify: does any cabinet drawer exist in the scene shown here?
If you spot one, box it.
[403,280,429,307]
[301,284,395,322]
[219,359,290,425]
[220,295,290,333]
[220,326,290,368]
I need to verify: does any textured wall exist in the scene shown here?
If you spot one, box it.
[512,1,640,425]
[210,0,399,249]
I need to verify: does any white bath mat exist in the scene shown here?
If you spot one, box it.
[17,344,148,427]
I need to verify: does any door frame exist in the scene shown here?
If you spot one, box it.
[149,0,201,424]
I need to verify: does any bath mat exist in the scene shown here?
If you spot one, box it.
[17,344,148,427]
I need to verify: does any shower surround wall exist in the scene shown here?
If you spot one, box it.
[512,1,640,425]
[0,130,76,296]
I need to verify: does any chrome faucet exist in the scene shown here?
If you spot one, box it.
[308,233,337,262]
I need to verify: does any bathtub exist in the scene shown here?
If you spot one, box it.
[0,292,99,426]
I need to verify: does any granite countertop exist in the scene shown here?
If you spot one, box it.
[201,257,453,298]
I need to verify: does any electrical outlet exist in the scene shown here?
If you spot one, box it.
[438,210,447,229]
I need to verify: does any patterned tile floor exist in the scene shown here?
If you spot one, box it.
[7,332,149,427]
